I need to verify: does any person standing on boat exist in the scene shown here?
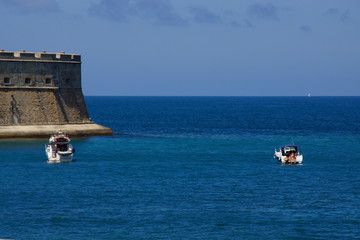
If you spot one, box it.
[289,151,296,164]
[285,151,296,164]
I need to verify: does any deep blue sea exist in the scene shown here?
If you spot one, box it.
[1,97,360,240]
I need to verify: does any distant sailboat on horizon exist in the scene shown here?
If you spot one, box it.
[307,93,311,97]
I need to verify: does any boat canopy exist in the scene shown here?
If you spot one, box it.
[50,132,70,144]
[54,137,69,142]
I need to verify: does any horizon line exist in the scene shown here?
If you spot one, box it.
[84,95,360,97]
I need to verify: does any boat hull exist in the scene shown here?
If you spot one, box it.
[45,145,74,163]
[274,151,303,164]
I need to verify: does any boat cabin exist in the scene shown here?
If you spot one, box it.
[281,145,300,156]
[50,133,71,152]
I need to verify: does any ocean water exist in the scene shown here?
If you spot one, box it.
[0,97,359,240]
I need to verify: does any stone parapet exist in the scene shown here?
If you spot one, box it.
[0,50,81,63]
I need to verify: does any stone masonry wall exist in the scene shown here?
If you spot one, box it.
[0,88,90,125]
[0,51,91,126]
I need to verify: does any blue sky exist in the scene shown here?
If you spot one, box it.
[0,0,359,96]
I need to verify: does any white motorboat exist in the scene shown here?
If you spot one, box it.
[274,145,303,164]
[45,131,75,163]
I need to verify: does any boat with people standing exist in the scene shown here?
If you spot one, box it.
[45,131,75,163]
[274,145,303,164]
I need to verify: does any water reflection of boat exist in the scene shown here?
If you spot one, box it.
[274,145,303,164]
[45,131,75,163]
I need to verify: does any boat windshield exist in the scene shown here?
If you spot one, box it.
[55,137,68,142]
[282,146,298,155]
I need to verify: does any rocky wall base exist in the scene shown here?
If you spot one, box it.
[0,123,113,138]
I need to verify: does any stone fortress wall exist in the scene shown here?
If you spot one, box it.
[0,50,91,126]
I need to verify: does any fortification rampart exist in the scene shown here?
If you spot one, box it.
[0,50,81,89]
[0,50,81,62]
[0,50,112,137]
